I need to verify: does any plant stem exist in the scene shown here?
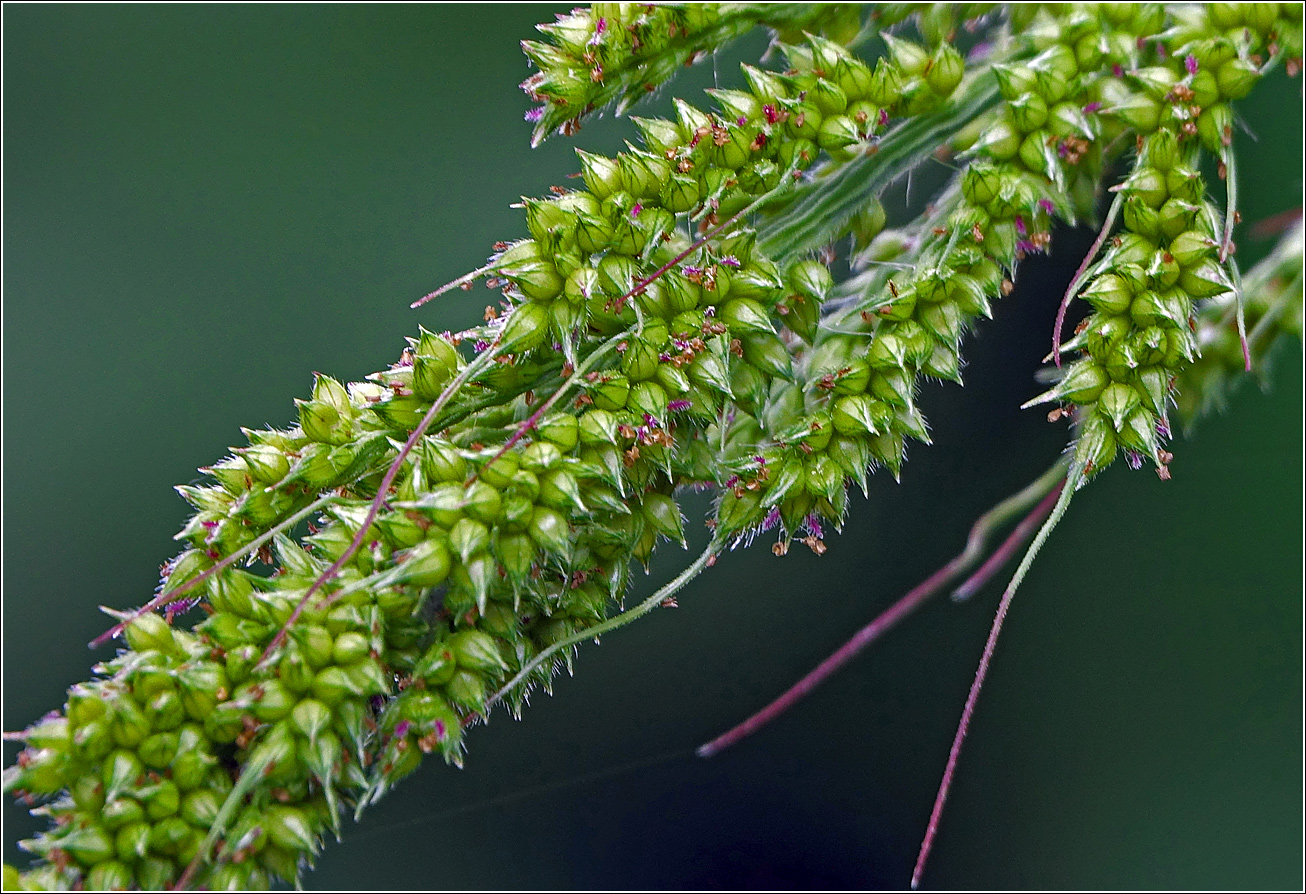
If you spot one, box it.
[910,460,1084,890]
[88,494,340,649]
[485,540,721,712]
[696,458,1069,758]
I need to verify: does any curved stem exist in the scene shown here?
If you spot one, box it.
[485,540,721,712]
[1053,191,1123,368]
[697,458,1069,758]
[911,460,1084,890]
[411,258,506,309]
[258,338,507,666]
[89,494,339,649]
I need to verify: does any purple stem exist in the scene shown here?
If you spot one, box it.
[952,484,1062,602]
[695,482,1064,759]
[258,336,503,666]
[1053,195,1122,368]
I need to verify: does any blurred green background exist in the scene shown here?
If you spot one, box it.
[4,5,1301,889]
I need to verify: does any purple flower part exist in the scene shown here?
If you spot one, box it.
[1057,141,1073,159]
[763,104,779,124]
[878,108,891,127]
[804,514,824,539]
[737,116,748,126]
[1038,198,1056,215]
[371,695,386,712]
[703,305,716,318]
[631,203,643,218]
[724,475,740,489]
[720,255,741,268]
[643,412,660,428]
[552,342,564,351]
[201,519,219,530]
[682,264,702,277]
[668,399,692,412]
[524,106,544,123]
[1017,239,1040,254]
[754,454,767,466]
[761,508,782,532]
[1125,449,1144,471]
[1185,54,1199,75]
[1112,63,1125,78]
[595,16,606,35]
[394,720,412,740]
[165,596,201,621]
[1156,416,1171,439]
[474,339,490,352]
[1015,215,1027,235]
[1082,101,1102,114]
[1155,41,1168,58]
[433,718,447,741]
[967,40,993,62]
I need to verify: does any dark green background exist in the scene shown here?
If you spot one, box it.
[4,5,1301,889]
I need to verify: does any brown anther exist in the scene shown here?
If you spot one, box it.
[493,241,509,251]
[972,223,985,242]
[617,424,638,440]
[573,394,593,408]
[623,446,640,467]
[932,226,948,236]
[1157,448,1174,464]
[729,338,744,358]
[1074,318,1090,335]
[799,441,813,454]
[1233,211,1243,224]
[660,596,679,608]
[590,65,604,83]
[677,158,694,173]
[772,540,789,557]
[1047,407,1065,423]
[1001,278,1015,296]
[802,536,827,556]
[1156,465,1172,481]
[483,305,499,322]
[777,302,790,315]
[1182,121,1199,137]
[888,280,899,298]
[750,133,768,152]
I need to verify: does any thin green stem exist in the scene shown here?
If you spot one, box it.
[485,540,721,711]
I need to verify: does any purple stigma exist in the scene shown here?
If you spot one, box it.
[524,106,544,123]
[720,255,741,268]
[1015,216,1027,236]
[1125,450,1144,471]
[1185,54,1199,75]
[878,108,890,127]
[1112,63,1125,78]
[804,514,824,539]
[165,596,201,622]
[668,399,692,412]
[1082,101,1102,114]
[630,203,643,218]
[1038,198,1056,215]
[737,116,748,126]
[394,720,412,739]
[474,339,490,352]
[761,508,782,532]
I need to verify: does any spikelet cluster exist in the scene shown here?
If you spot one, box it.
[5,4,1301,889]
